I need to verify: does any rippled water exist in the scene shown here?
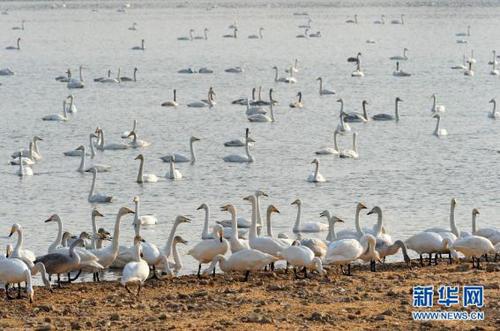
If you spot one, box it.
[1,1,499,281]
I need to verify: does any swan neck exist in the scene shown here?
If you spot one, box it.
[245,139,253,161]
[165,221,180,257]
[293,203,302,230]
[472,213,477,234]
[450,203,459,236]
[134,201,141,237]
[78,148,85,172]
[137,157,144,183]
[229,207,239,240]
[374,210,383,236]
[172,241,182,269]
[355,206,363,235]
[111,212,124,255]
[190,139,196,162]
[14,229,23,254]
[202,206,210,238]
[91,215,97,250]
[266,209,274,237]
[89,171,97,199]
[89,135,96,159]
[434,116,440,135]
[249,198,258,239]
[49,218,63,252]
[313,162,320,180]
[395,100,400,121]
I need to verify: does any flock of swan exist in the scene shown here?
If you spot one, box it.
[1,7,500,303]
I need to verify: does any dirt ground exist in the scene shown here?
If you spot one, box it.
[0,260,498,330]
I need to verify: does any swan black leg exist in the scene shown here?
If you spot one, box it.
[448,253,452,264]
[271,262,275,271]
[434,253,438,265]
[5,284,14,300]
[471,257,476,268]
[125,284,132,294]
[347,264,352,276]
[303,268,308,279]
[244,270,250,282]
[483,254,489,262]
[197,264,201,278]
[137,284,142,296]
[476,257,481,269]
[495,253,498,262]
[293,267,298,279]
[212,266,216,277]
[419,254,423,266]
[428,253,433,266]
[264,265,268,272]
[17,284,22,299]
[57,274,62,288]
[285,262,289,274]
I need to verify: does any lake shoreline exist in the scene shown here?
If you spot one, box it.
[0,261,498,330]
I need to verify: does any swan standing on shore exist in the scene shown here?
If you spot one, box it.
[443,236,494,269]
[317,77,335,95]
[134,154,158,183]
[88,168,113,203]
[8,224,36,265]
[157,215,191,276]
[291,199,329,233]
[307,158,326,182]
[188,224,229,276]
[470,209,500,245]
[160,136,200,163]
[0,259,50,302]
[43,100,68,121]
[432,114,448,137]
[373,97,402,121]
[278,242,325,278]
[121,236,149,294]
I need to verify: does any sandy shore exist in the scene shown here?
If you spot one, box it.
[0,260,498,330]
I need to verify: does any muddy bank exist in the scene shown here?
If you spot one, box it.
[0,261,498,330]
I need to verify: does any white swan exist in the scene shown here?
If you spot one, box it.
[248,27,264,39]
[456,25,470,37]
[431,94,446,113]
[464,61,474,76]
[132,197,161,265]
[194,28,209,40]
[317,77,335,95]
[128,22,137,31]
[120,67,138,82]
[335,203,367,240]
[373,97,402,121]
[178,29,194,41]
[42,100,68,121]
[65,95,77,113]
[88,168,113,203]
[390,48,408,60]
[278,243,325,278]
[345,15,358,24]
[424,198,461,236]
[225,66,244,73]
[344,100,369,123]
[263,205,293,246]
[451,54,467,70]
[406,231,447,265]
[339,132,359,159]
[67,65,85,89]
[248,89,275,122]
[12,136,42,161]
[491,56,499,76]
[373,15,385,24]
[10,143,35,165]
[198,204,247,241]
[0,259,48,302]
[336,98,352,134]
[315,129,340,155]
[96,128,129,150]
[5,37,21,50]
[161,90,178,107]
[99,68,120,83]
[351,59,364,77]
[157,215,191,276]
[121,120,137,138]
[64,133,96,158]
[223,129,255,162]
[165,155,182,180]
[273,66,296,83]
[285,59,299,73]
[432,114,448,137]
[131,39,145,50]
[307,158,326,182]
[187,87,216,108]
[188,224,229,276]
[391,14,405,24]
[296,28,309,38]
[76,145,111,172]
[289,92,304,108]
[120,236,149,295]
[160,136,200,163]
[443,237,494,269]
[393,61,411,77]
[222,27,238,38]
[15,151,33,177]
[134,154,158,183]
[126,131,151,148]
[8,224,36,265]
[291,199,329,233]
[470,208,500,245]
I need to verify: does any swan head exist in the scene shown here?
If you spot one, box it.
[336,98,343,103]
[79,231,92,240]
[190,136,200,142]
[451,198,457,207]
[174,215,191,224]
[118,207,135,217]
[291,198,302,206]
[357,202,368,210]
[472,208,480,216]
[134,154,144,161]
[67,94,74,101]
[174,235,188,245]
[243,195,256,203]
[33,136,43,142]
[255,190,268,198]
[432,113,440,119]
[76,145,85,151]
[267,205,280,214]
[272,66,278,70]
[311,158,320,165]
[367,206,381,216]
[92,208,104,218]
[197,203,209,211]
[27,287,34,303]
[8,223,21,237]
[133,235,146,245]
[316,77,322,81]
[319,210,330,219]
[134,67,138,72]
[362,100,368,105]
[44,214,60,224]
[133,196,140,203]
[331,216,344,224]
[396,97,403,103]
[489,98,496,103]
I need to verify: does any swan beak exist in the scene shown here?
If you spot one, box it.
[274,207,280,214]
[359,203,367,209]
[192,137,200,141]
[44,218,52,223]
[219,205,228,211]
[134,155,142,160]
[8,230,14,238]
[336,218,345,223]
[243,196,252,201]
[197,205,205,210]
[95,210,104,217]
[367,210,374,215]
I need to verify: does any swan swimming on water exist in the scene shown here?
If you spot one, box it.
[161,90,178,107]
[316,77,335,95]
[464,61,474,76]
[336,98,351,133]
[0,68,15,76]
[42,100,68,121]
[344,100,369,123]
[160,136,200,163]
[393,61,411,77]
[372,97,402,121]
[131,39,145,50]
[289,92,304,108]
[315,129,340,155]
[134,154,158,183]
[178,29,195,41]
[76,145,111,172]
[432,114,448,137]
[166,155,182,180]
[339,132,359,159]
[194,28,209,40]
[5,37,21,50]
[391,14,405,24]
[390,48,408,60]
[223,129,255,162]
[489,98,500,119]
[373,15,385,24]
[345,14,358,24]
[307,158,326,182]
[67,65,85,89]
[88,168,113,203]
[120,67,138,82]
[126,131,151,148]
[431,94,446,113]
[248,27,264,39]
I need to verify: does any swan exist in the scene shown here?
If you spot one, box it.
[393,61,411,77]
[188,225,229,276]
[55,69,71,82]
[126,131,151,148]
[15,152,33,177]
[12,20,25,30]
[317,77,335,95]
[134,154,158,183]
[289,92,304,108]
[263,205,293,246]
[95,128,129,150]
[307,158,326,182]
[273,66,296,83]
[99,68,120,83]
[432,114,448,137]
[178,68,197,74]
[248,90,275,122]
[278,242,325,278]
[198,67,213,74]
[245,100,267,116]
[0,259,49,302]
[351,60,364,77]
[373,97,402,121]
[391,14,405,24]
[451,54,467,70]
[90,207,135,281]
[194,28,209,40]
[121,120,137,138]
[424,198,462,236]
[88,168,113,203]
[315,129,340,155]
[345,14,358,24]
[336,99,351,134]
[156,215,191,276]
[187,87,216,108]
[248,27,264,39]
[491,58,499,76]
[120,236,149,295]
[178,29,195,41]
[131,39,145,50]
[339,132,359,159]
[373,15,385,24]
[203,249,278,281]
[131,197,161,265]
[166,155,182,180]
[156,236,187,275]
[299,213,330,258]
[64,133,96,157]
[443,237,494,269]
[42,100,68,121]
[67,65,85,89]
[5,37,21,50]
[160,136,200,163]
[488,98,500,119]
[291,199,329,233]
[390,48,408,61]
[488,50,498,65]
[10,143,35,165]
[35,239,104,287]
[198,204,247,241]
[344,100,369,123]
[0,68,15,76]
[406,231,448,266]
[93,69,111,82]
[464,61,474,76]
[309,31,321,38]
[120,67,138,82]
[225,66,244,73]
[161,89,178,107]
[431,94,446,113]
[223,27,237,38]
[456,25,470,37]
[469,49,476,63]
[89,208,104,250]
[8,224,36,265]
[285,59,299,73]
[65,95,77,113]
[128,22,137,31]
[250,86,275,106]
[470,208,500,245]
[76,145,110,172]
[12,136,43,161]
[335,203,367,240]
[244,195,288,259]
[223,129,255,162]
